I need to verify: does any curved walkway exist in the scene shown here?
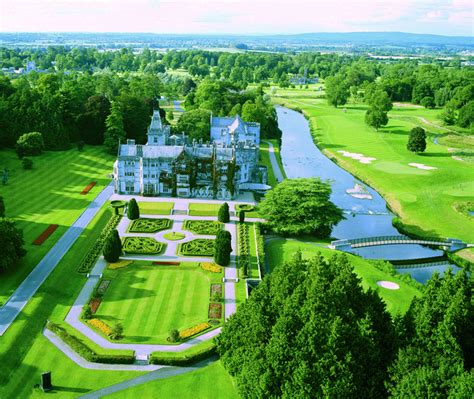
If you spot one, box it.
[263,140,285,183]
[0,183,114,336]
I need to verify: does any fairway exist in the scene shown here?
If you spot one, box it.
[266,238,421,315]
[273,89,474,252]
[95,262,212,343]
[0,147,115,304]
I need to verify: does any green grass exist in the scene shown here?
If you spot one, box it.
[259,141,278,187]
[137,201,174,215]
[0,147,115,304]
[188,203,221,216]
[272,89,474,251]
[266,238,421,315]
[0,204,142,399]
[105,360,239,399]
[95,262,215,344]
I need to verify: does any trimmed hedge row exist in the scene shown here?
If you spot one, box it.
[78,214,121,273]
[46,321,135,364]
[149,344,217,366]
[254,223,266,278]
[238,223,250,278]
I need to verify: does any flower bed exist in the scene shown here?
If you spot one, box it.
[179,322,211,340]
[210,284,222,296]
[97,280,110,295]
[208,303,222,319]
[78,215,122,273]
[152,261,180,266]
[200,262,222,273]
[87,318,113,336]
[108,260,133,270]
[32,224,59,245]
[127,218,171,233]
[178,239,215,256]
[89,297,102,314]
[183,220,222,235]
[80,181,97,195]
[122,237,165,255]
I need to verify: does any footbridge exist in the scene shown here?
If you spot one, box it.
[329,235,469,253]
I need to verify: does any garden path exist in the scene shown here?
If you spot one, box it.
[0,183,115,336]
[264,140,285,183]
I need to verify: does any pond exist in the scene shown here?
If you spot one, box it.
[396,263,461,284]
[276,105,444,262]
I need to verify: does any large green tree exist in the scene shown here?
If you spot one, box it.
[103,101,126,154]
[0,219,26,272]
[214,230,232,266]
[407,126,427,153]
[127,198,140,220]
[218,202,230,223]
[325,74,350,108]
[15,132,44,157]
[175,109,211,142]
[103,229,122,263]
[258,178,344,237]
[217,252,396,398]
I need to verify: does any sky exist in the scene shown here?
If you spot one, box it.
[0,0,473,36]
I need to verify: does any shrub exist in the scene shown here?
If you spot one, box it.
[218,202,230,223]
[0,218,26,272]
[127,198,140,220]
[16,132,44,157]
[149,345,217,366]
[183,220,222,235]
[0,196,4,217]
[200,262,222,273]
[87,318,113,336]
[239,210,245,223]
[122,236,164,254]
[82,305,92,320]
[169,329,180,343]
[128,218,171,233]
[110,323,123,340]
[22,158,33,170]
[103,229,122,262]
[214,230,232,266]
[179,239,215,256]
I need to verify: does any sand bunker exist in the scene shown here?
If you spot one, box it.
[377,281,400,290]
[346,183,373,200]
[338,150,376,164]
[408,163,437,170]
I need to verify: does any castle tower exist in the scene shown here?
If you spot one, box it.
[147,110,169,145]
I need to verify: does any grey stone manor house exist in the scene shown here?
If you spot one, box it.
[113,111,268,199]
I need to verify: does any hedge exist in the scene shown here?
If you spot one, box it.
[149,344,217,366]
[78,214,122,273]
[46,321,135,364]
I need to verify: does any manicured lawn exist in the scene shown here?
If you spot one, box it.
[0,204,142,399]
[0,147,115,305]
[273,88,474,259]
[188,203,221,216]
[266,238,421,315]
[259,141,278,187]
[137,201,174,215]
[105,360,239,399]
[95,262,216,344]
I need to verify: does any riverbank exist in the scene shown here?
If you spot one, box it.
[271,89,474,265]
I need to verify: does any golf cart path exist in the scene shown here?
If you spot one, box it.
[0,183,114,336]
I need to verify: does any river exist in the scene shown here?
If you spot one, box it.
[275,106,460,281]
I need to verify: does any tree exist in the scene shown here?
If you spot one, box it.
[0,218,26,272]
[387,271,473,398]
[175,109,211,142]
[420,96,435,109]
[325,74,350,107]
[214,230,232,266]
[103,229,122,263]
[218,202,230,223]
[103,101,126,154]
[365,108,389,130]
[239,210,245,223]
[0,196,5,217]
[407,127,427,153]
[217,252,396,398]
[169,329,180,343]
[457,101,474,128]
[127,198,140,220]
[111,323,123,340]
[259,178,343,237]
[79,95,111,145]
[16,132,44,157]
[22,158,33,170]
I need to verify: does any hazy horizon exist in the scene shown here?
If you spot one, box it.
[1,0,472,37]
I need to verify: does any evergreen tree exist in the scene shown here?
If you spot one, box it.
[407,127,427,153]
[127,198,140,220]
[103,101,126,154]
[239,210,245,223]
[214,230,232,266]
[218,202,230,223]
[0,218,26,272]
[103,229,122,263]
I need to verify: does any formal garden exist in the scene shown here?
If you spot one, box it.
[81,261,224,344]
[122,236,165,255]
[178,239,215,257]
[183,220,222,235]
[127,217,172,233]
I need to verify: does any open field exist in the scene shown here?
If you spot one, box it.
[0,147,115,305]
[137,201,174,215]
[266,238,422,315]
[272,89,474,250]
[106,360,239,399]
[0,205,143,399]
[95,262,217,344]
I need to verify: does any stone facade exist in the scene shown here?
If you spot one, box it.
[113,111,267,199]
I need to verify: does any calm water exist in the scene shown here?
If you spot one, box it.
[276,106,443,261]
[396,263,461,284]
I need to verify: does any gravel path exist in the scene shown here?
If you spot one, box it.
[264,140,285,183]
[0,183,114,336]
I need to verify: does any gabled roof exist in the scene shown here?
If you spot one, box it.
[229,115,247,135]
